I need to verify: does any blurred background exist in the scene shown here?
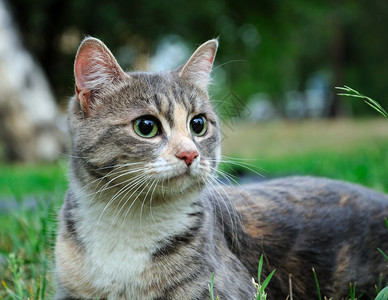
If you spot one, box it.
[1,0,388,160]
[6,0,388,113]
[0,0,388,297]
[0,0,388,162]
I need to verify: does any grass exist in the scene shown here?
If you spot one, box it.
[1,119,388,299]
[253,255,276,300]
[0,161,66,299]
[375,287,388,300]
[221,118,388,192]
[0,197,58,299]
[312,268,358,300]
[209,273,219,300]
[336,86,388,118]
[209,255,275,300]
[0,161,67,198]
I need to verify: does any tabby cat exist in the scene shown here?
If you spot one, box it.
[55,37,388,300]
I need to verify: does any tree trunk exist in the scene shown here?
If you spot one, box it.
[0,0,65,162]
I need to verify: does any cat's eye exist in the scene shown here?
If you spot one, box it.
[190,115,208,136]
[134,116,159,138]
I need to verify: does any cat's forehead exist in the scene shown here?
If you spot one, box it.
[119,72,212,115]
[126,71,190,95]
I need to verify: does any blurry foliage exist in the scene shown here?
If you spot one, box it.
[7,0,388,116]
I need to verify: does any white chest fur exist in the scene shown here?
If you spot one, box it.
[73,186,197,299]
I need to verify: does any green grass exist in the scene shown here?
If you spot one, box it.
[336,86,388,118]
[253,255,276,300]
[0,198,58,299]
[209,273,219,300]
[0,161,66,299]
[0,161,67,198]
[209,255,275,300]
[221,119,388,192]
[1,119,388,299]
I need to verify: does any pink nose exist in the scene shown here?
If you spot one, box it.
[176,150,199,166]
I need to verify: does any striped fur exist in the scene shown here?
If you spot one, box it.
[55,38,388,300]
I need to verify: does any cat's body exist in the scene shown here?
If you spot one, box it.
[55,37,388,300]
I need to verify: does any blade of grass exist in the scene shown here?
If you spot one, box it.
[377,248,388,263]
[260,269,276,294]
[335,86,388,118]
[209,273,219,300]
[375,286,388,300]
[312,268,322,300]
[255,255,276,300]
[33,276,41,300]
[258,255,264,286]
[349,282,356,300]
[209,273,215,300]
[337,92,387,116]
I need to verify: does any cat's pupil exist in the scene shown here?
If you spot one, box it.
[191,118,204,133]
[138,119,154,135]
[190,115,207,136]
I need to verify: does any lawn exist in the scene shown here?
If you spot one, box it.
[0,118,387,299]
[0,162,66,299]
[221,118,388,192]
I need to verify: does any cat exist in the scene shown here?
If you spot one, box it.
[55,37,388,300]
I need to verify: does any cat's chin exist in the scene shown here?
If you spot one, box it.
[168,171,191,182]
[155,173,205,197]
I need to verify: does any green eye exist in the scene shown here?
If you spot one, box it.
[134,117,159,138]
[190,115,208,136]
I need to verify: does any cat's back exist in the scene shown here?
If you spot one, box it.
[210,176,388,299]
[240,175,388,211]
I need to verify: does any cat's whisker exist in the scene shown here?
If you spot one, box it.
[139,179,158,228]
[220,155,256,161]
[210,171,247,211]
[214,187,242,253]
[204,156,265,177]
[121,176,156,226]
[78,165,145,197]
[209,166,240,185]
[108,175,151,229]
[202,178,223,233]
[203,168,245,248]
[161,178,165,199]
[212,59,246,71]
[111,172,153,225]
[98,173,148,223]
[207,176,238,227]
[204,175,240,246]
[66,155,89,160]
[88,166,146,196]
[148,178,160,225]
[95,161,145,171]
[93,167,145,195]
[206,155,259,166]
[107,173,150,212]
[201,158,257,217]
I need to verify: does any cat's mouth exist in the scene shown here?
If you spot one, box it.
[160,167,202,189]
[157,172,204,196]
[169,169,192,181]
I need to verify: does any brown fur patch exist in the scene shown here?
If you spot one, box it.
[332,244,352,295]
[339,194,350,207]
[55,234,101,298]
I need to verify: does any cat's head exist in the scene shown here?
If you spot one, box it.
[69,37,221,203]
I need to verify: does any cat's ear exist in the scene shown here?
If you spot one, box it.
[179,39,218,90]
[74,37,127,112]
